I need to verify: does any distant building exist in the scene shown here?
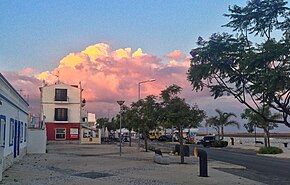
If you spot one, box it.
[0,73,29,181]
[39,81,85,142]
[80,112,101,144]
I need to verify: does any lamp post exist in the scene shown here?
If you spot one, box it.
[117,100,125,156]
[137,79,156,150]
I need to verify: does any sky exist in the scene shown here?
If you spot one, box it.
[0,0,288,133]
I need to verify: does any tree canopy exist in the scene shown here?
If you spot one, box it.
[187,0,290,127]
[205,109,239,139]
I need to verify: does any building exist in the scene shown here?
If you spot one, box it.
[0,73,29,181]
[40,81,85,142]
[80,112,101,144]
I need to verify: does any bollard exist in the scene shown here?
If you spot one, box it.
[230,137,234,145]
[194,147,208,177]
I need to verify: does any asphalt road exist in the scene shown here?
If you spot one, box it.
[194,145,290,185]
[147,140,290,185]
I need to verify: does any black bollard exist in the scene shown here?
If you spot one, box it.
[230,137,234,145]
[194,147,208,177]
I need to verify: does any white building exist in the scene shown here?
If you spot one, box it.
[81,112,101,144]
[0,73,29,181]
[40,81,85,142]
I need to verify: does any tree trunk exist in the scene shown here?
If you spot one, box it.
[221,125,224,140]
[144,132,148,152]
[129,130,132,147]
[179,126,184,164]
[266,130,271,148]
[263,129,268,147]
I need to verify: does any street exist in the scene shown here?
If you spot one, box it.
[200,146,290,184]
[147,140,290,185]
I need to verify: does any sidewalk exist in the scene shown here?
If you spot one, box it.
[227,141,290,159]
[1,143,264,185]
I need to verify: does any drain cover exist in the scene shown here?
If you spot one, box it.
[74,172,114,179]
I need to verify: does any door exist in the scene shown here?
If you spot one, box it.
[13,120,20,158]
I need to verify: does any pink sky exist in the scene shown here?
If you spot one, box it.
[2,43,246,131]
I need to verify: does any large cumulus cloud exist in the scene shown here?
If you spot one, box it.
[2,43,241,122]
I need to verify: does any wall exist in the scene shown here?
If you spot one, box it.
[80,128,101,144]
[0,147,3,182]
[0,73,29,174]
[27,129,46,154]
[41,83,81,123]
[46,123,80,141]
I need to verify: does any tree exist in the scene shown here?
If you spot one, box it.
[96,117,117,131]
[160,84,206,164]
[243,121,255,134]
[187,0,290,127]
[119,105,137,147]
[131,95,160,152]
[241,106,282,147]
[205,109,240,139]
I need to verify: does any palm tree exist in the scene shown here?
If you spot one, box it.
[241,106,282,147]
[206,109,240,139]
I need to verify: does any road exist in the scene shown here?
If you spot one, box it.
[198,146,290,184]
[147,140,290,185]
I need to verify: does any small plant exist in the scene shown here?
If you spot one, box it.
[258,147,283,154]
[185,140,196,144]
[212,140,228,147]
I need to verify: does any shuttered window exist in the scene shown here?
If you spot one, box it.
[54,108,68,121]
[55,89,67,101]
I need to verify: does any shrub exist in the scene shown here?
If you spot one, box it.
[185,140,196,144]
[258,147,283,154]
[212,140,228,147]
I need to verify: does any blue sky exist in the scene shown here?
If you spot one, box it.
[1,0,245,72]
[2,0,289,133]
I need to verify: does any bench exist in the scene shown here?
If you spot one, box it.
[154,149,169,165]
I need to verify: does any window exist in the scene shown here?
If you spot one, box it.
[55,89,67,101]
[20,122,23,143]
[55,128,66,140]
[0,115,6,147]
[54,108,68,121]
[9,118,14,146]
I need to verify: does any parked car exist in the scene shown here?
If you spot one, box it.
[158,135,178,142]
[200,135,218,147]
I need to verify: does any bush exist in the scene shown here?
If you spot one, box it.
[185,140,196,144]
[258,147,283,154]
[212,140,228,147]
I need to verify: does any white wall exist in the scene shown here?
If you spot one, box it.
[0,147,3,181]
[41,83,81,123]
[0,95,28,157]
[27,129,46,154]
[0,74,29,171]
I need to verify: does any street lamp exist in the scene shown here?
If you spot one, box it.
[117,100,125,156]
[137,79,156,150]
[138,79,156,100]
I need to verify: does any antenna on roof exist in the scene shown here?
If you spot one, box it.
[52,70,60,84]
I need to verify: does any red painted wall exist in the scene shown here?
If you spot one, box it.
[46,123,80,141]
